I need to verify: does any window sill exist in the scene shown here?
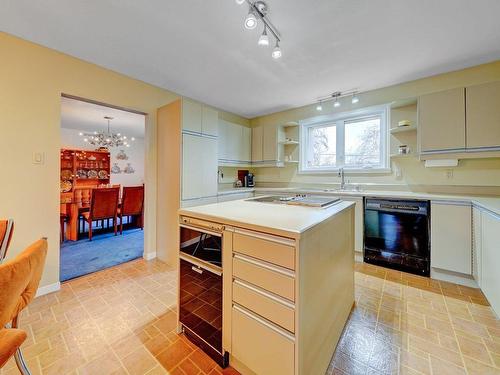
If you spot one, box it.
[298,168,392,175]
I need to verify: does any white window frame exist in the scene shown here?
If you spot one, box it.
[299,105,390,174]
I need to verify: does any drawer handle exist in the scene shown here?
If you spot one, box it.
[191,266,203,274]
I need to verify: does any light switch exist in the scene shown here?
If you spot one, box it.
[33,152,44,165]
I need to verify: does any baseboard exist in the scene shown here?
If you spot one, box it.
[144,252,156,261]
[36,282,61,297]
[431,268,478,288]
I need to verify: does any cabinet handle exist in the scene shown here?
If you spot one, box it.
[191,266,203,274]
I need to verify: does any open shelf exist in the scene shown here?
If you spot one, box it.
[279,140,299,145]
[283,121,299,128]
[390,154,415,159]
[390,125,417,134]
[284,160,299,164]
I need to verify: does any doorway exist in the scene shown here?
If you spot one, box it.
[59,95,146,281]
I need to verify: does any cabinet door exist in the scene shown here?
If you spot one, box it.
[182,135,217,200]
[431,202,472,274]
[481,211,500,314]
[242,126,252,162]
[217,120,229,160]
[182,98,202,133]
[202,137,218,198]
[466,81,500,149]
[252,125,263,162]
[418,88,465,153]
[202,105,218,137]
[472,207,482,286]
[263,124,278,161]
[182,134,204,200]
[341,197,364,253]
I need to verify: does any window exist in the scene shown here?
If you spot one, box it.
[301,106,388,172]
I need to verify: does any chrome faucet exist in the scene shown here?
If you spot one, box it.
[338,168,345,190]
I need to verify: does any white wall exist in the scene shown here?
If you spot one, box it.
[60,127,145,187]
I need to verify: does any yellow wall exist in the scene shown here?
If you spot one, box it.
[0,32,248,288]
[250,61,500,192]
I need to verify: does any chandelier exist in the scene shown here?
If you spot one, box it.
[79,116,135,148]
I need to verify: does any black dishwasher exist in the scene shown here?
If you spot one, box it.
[364,198,430,276]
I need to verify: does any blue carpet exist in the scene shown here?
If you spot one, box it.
[60,229,144,281]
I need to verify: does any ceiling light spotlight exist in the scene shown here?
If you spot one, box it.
[316,101,323,111]
[272,41,282,59]
[244,8,257,29]
[334,96,341,108]
[235,0,245,4]
[351,92,359,104]
[258,26,270,46]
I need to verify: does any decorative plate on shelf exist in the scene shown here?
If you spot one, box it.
[60,180,72,193]
[87,169,98,179]
[76,169,87,178]
[61,169,72,180]
[111,163,121,174]
[116,150,128,160]
[98,170,108,179]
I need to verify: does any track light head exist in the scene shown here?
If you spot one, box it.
[351,93,359,104]
[244,8,257,29]
[258,26,270,46]
[272,41,282,59]
[235,0,245,4]
[316,102,323,111]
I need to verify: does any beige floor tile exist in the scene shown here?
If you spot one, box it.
[430,355,467,375]
[122,347,158,375]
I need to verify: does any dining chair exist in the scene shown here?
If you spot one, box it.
[0,219,14,262]
[0,238,48,375]
[81,187,119,240]
[119,185,144,234]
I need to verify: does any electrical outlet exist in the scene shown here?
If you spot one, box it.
[446,169,453,179]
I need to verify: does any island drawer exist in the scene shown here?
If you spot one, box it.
[233,230,295,270]
[233,254,295,301]
[232,305,295,375]
[233,279,295,333]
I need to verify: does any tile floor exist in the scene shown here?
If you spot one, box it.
[1,259,499,375]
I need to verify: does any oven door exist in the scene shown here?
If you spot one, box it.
[364,199,430,275]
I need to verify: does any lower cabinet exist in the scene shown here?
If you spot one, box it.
[430,202,472,274]
[479,209,500,314]
[232,305,295,375]
[338,196,363,253]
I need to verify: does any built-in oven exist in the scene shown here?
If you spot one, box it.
[364,198,430,276]
[178,216,228,367]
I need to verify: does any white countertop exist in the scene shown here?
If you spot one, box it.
[251,187,500,217]
[179,199,356,239]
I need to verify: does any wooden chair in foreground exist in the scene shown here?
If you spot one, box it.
[119,185,145,234]
[0,238,48,375]
[82,187,120,240]
[0,219,14,262]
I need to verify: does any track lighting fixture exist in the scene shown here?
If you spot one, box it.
[314,90,361,112]
[236,1,283,59]
[258,26,270,46]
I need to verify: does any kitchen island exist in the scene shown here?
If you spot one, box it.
[178,197,355,375]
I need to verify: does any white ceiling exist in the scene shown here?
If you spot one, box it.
[60,97,145,138]
[3,0,500,118]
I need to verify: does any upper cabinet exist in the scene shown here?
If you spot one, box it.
[182,98,218,137]
[218,120,251,166]
[418,88,466,154]
[252,124,282,166]
[251,126,264,163]
[466,81,500,150]
[202,105,218,137]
